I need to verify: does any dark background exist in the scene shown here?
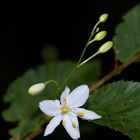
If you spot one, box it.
[1,0,140,139]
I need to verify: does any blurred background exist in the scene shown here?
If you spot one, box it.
[0,0,140,139]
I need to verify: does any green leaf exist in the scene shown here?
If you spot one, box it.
[2,60,101,139]
[88,81,140,140]
[113,4,140,62]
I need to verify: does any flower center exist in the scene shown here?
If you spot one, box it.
[61,105,69,114]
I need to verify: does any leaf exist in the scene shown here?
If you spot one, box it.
[88,81,140,140]
[2,60,101,139]
[113,4,140,62]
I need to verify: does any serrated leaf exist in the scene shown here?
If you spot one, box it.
[88,81,140,140]
[2,60,101,139]
[113,4,140,62]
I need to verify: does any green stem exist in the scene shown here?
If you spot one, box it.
[57,67,77,92]
[89,38,95,44]
[77,51,99,68]
[56,21,101,93]
[77,39,90,66]
[58,51,99,91]
[77,21,100,65]
[44,80,59,87]
[92,21,100,34]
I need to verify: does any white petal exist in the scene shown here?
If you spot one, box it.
[69,112,79,128]
[44,115,62,136]
[60,86,70,104]
[63,114,80,139]
[73,108,102,120]
[67,85,89,108]
[39,100,61,116]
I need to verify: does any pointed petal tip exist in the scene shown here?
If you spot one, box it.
[73,135,80,140]
[44,131,51,137]
[43,115,62,137]
[80,84,89,94]
[44,128,50,136]
[65,86,70,93]
[92,113,102,120]
[73,108,102,121]
[81,84,89,89]
[43,132,48,136]
[96,115,102,119]
[67,84,89,108]
[63,115,80,139]
[65,85,69,88]
[60,86,70,104]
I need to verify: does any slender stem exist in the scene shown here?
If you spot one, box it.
[24,128,43,140]
[58,49,99,92]
[77,21,100,65]
[90,52,140,93]
[92,21,100,34]
[89,38,95,44]
[77,51,99,68]
[58,67,77,91]
[77,42,90,66]
[58,21,101,91]
[24,52,140,140]
[44,80,59,87]
[57,22,101,92]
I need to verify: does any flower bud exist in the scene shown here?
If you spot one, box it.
[95,27,100,33]
[98,41,113,53]
[94,31,107,41]
[99,13,108,23]
[28,83,45,95]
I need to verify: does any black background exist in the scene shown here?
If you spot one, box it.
[1,0,140,139]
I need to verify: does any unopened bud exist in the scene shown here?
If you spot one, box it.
[98,41,113,53]
[94,31,107,41]
[28,83,45,95]
[99,13,108,23]
[95,27,100,33]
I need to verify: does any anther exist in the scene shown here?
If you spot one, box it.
[72,121,76,128]
[62,120,65,126]
[77,112,84,116]
[63,98,67,105]
[61,106,69,114]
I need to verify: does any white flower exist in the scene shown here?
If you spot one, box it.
[39,85,102,139]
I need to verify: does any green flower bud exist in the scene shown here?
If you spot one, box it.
[98,41,113,53]
[99,13,108,23]
[94,31,107,41]
[95,27,100,33]
[28,83,45,95]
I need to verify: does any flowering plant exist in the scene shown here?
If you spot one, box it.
[2,4,140,140]
[39,85,101,139]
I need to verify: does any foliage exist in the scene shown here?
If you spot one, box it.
[2,61,101,139]
[113,4,140,62]
[89,81,140,140]
[2,3,140,140]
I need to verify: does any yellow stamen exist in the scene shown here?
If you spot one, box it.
[77,112,84,116]
[62,120,65,126]
[63,97,67,105]
[61,106,69,114]
[72,121,76,128]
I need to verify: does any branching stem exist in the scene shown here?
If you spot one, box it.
[90,52,140,92]
[24,52,140,140]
